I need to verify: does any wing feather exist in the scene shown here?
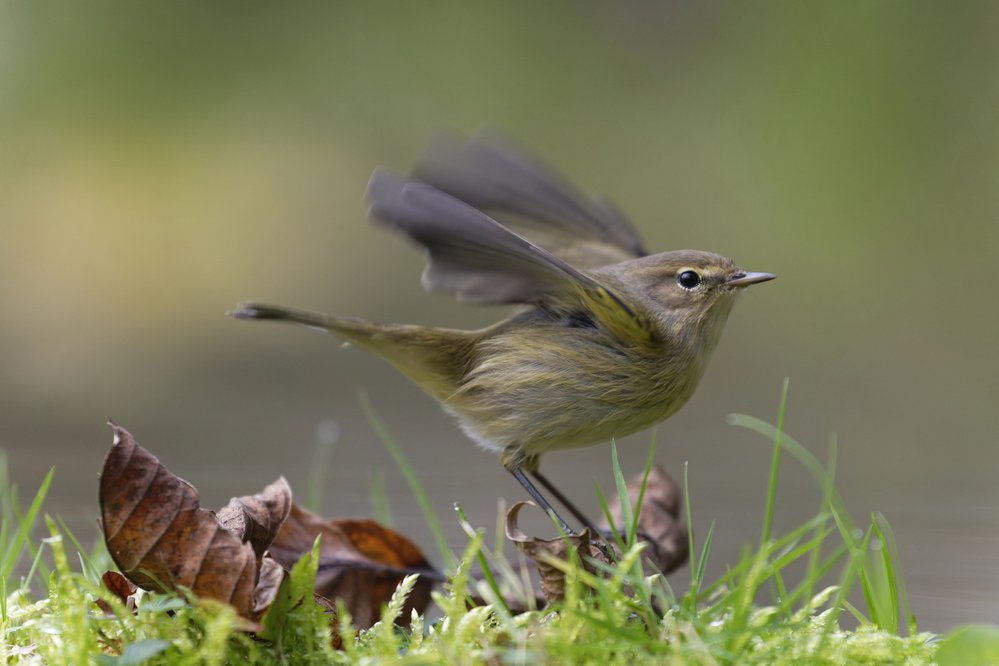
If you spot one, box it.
[366,170,655,344]
[411,130,647,267]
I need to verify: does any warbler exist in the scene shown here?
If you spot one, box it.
[233,132,774,534]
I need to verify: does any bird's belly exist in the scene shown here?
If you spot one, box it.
[522,389,691,456]
[444,352,702,458]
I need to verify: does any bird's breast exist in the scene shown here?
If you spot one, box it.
[443,323,710,457]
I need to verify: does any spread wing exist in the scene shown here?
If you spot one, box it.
[410,130,647,269]
[366,170,656,344]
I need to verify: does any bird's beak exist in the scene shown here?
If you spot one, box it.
[727,271,776,288]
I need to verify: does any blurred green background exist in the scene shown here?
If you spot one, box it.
[1,2,996,630]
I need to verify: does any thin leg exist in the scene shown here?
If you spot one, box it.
[531,470,602,534]
[533,471,654,552]
[508,466,576,535]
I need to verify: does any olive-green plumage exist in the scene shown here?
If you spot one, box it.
[233,131,774,532]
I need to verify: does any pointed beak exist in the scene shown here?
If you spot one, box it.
[727,271,776,288]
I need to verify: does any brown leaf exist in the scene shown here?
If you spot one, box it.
[96,570,139,615]
[269,503,440,628]
[218,479,293,560]
[504,501,612,604]
[99,422,289,618]
[102,570,138,602]
[252,556,286,617]
[598,464,689,573]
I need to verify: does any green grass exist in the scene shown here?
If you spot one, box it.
[1,393,996,664]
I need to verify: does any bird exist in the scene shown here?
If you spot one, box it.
[232,131,774,534]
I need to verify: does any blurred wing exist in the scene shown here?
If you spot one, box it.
[411,130,647,269]
[366,170,655,344]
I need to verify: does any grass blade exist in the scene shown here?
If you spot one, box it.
[0,467,54,581]
[305,419,339,513]
[610,440,633,542]
[359,391,455,570]
[629,437,658,546]
[760,377,790,546]
[367,467,394,528]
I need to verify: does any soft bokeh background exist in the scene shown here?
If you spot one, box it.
[2,2,996,630]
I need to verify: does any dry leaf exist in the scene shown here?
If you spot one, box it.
[598,464,689,574]
[218,481,293,560]
[99,422,288,618]
[102,570,138,602]
[96,570,138,615]
[252,556,286,617]
[99,421,440,633]
[504,501,611,604]
[268,503,439,628]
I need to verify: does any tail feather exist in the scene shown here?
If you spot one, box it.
[230,302,476,402]
[231,302,372,338]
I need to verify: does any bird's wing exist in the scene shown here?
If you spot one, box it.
[366,170,656,345]
[410,130,647,269]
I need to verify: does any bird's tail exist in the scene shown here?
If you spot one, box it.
[230,302,476,402]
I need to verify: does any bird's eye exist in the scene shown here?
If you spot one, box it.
[677,270,701,289]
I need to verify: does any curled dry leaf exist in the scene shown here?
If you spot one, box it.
[598,464,689,573]
[99,422,291,619]
[96,570,139,616]
[252,556,286,617]
[504,501,612,604]
[218,480,293,561]
[269,503,440,628]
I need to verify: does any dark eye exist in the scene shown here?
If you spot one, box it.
[677,270,701,289]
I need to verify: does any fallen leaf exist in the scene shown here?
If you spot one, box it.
[102,570,138,602]
[96,570,138,615]
[99,422,440,633]
[99,422,287,618]
[252,556,287,617]
[598,464,689,574]
[268,503,440,628]
[504,501,611,604]
[218,481,293,561]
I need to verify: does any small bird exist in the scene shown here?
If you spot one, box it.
[233,132,774,534]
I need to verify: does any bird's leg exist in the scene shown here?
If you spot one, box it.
[532,468,655,550]
[529,470,602,535]
[503,448,577,534]
[505,453,615,562]
[507,466,577,535]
